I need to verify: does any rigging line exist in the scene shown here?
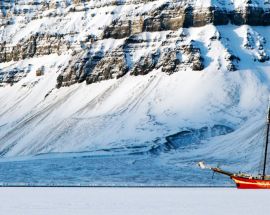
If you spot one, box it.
[258,107,270,173]
[259,123,267,173]
[258,119,267,172]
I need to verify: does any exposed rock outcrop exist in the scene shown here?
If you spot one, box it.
[1,0,270,87]
[0,65,31,84]
[244,27,270,62]
[103,5,270,40]
[86,48,129,84]
[0,33,70,63]
[56,33,205,87]
[131,52,160,76]
[225,52,241,71]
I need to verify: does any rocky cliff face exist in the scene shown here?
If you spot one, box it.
[1,0,270,86]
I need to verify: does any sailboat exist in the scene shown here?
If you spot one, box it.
[198,105,270,189]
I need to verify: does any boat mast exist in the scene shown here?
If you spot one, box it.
[263,102,270,180]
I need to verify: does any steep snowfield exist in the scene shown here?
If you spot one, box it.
[0,25,270,159]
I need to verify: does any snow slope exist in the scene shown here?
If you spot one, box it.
[1,25,270,158]
[1,1,270,184]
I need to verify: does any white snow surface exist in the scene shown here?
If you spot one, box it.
[0,188,269,215]
[1,25,270,163]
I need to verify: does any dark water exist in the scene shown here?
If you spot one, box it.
[0,153,233,186]
[0,124,235,186]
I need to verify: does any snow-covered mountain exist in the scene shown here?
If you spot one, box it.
[1,0,270,184]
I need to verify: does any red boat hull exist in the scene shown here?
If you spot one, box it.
[231,176,270,189]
